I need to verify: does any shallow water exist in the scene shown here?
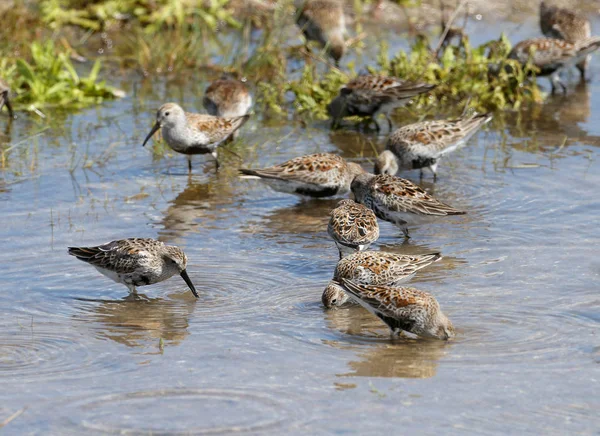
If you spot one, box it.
[1,10,600,435]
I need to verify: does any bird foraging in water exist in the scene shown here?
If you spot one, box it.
[375,113,492,180]
[328,199,379,259]
[239,153,364,198]
[0,79,14,119]
[296,0,346,66]
[334,278,455,340]
[539,1,591,80]
[508,37,600,94]
[327,75,435,131]
[351,173,466,238]
[323,251,442,308]
[142,103,249,172]
[68,238,199,298]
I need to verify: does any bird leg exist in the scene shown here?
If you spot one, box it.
[384,113,393,131]
[211,150,220,171]
[187,156,193,173]
[550,73,567,95]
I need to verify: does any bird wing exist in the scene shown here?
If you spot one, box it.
[185,112,249,143]
[68,239,154,274]
[370,175,465,216]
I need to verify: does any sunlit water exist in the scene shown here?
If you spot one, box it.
[1,9,599,435]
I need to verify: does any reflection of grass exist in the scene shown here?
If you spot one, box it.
[2,41,123,113]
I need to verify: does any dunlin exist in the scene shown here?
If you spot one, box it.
[142,103,250,171]
[375,113,492,180]
[327,75,435,131]
[239,153,364,198]
[296,0,346,66]
[328,199,379,259]
[351,173,465,238]
[323,251,442,308]
[203,75,252,119]
[508,37,600,94]
[335,278,455,340]
[540,1,591,80]
[0,79,14,119]
[68,238,199,297]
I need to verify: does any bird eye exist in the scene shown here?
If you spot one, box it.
[331,298,337,304]
[165,111,170,116]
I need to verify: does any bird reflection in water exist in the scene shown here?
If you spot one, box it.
[323,306,450,378]
[77,292,196,350]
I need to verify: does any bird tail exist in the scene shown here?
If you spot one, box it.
[67,246,99,263]
[575,37,600,57]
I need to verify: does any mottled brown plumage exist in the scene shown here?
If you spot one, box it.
[335,278,455,340]
[296,0,346,65]
[328,199,379,259]
[240,153,364,198]
[203,76,252,119]
[68,238,198,297]
[351,173,465,237]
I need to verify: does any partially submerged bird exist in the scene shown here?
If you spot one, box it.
[327,75,435,131]
[68,238,199,297]
[203,75,252,119]
[296,0,346,66]
[0,79,14,119]
[142,102,249,172]
[351,173,466,238]
[540,1,591,80]
[508,37,600,94]
[375,113,492,180]
[334,278,455,340]
[328,199,379,259]
[323,251,442,308]
[239,153,365,198]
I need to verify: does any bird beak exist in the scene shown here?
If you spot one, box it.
[142,122,160,147]
[180,269,199,298]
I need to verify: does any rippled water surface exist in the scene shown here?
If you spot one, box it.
[1,11,600,435]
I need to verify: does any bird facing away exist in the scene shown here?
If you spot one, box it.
[296,0,346,66]
[335,278,455,340]
[539,1,591,80]
[328,199,379,259]
[239,153,365,198]
[203,75,253,119]
[0,79,14,119]
[142,103,250,172]
[375,113,492,180]
[351,173,466,238]
[508,37,600,94]
[68,238,199,298]
[322,251,442,308]
[327,75,435,131]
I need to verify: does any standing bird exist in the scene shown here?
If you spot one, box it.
[540,1,591,81]
[328,199,379,259]
[239,153,364,198]
[508,37,600,94]
[323,251,442,308]
[68,238,199,297]
[142,103,249,172]
[203,75,252,119]
[0,79,14,119]
[375,113,492,180]
[334,278,455,340]
[327,75,435,131]
[296,0,346,66]
[351,173,466,238]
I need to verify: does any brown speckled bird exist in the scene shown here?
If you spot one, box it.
[239,153,365,198]
[328,199,379,259]
[328,75,435,131]
[322,251,442,308]
[142,103,249,172]
[351,173,465,238]
[296,0,346,66]
[203,75,252,119]
[68,238,199,297]
[508,37,600,94]
[375,113,492,180]
[540,1,591,80]
[335,278,455,340]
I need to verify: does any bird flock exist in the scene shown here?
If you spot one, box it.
[39,0,594,341]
